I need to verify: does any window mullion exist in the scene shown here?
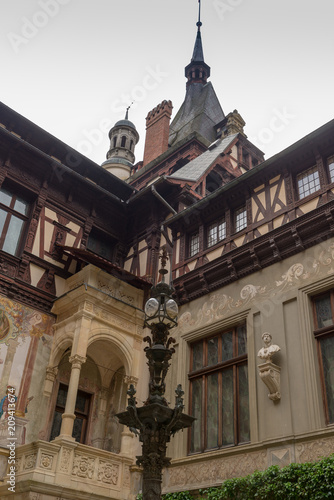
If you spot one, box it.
[233,364,238,446]
[202,375,206,452]
[0,212,12,250]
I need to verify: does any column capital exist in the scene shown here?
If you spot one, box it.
[124,376,139,388]
[45,366,58,382]
[69,354,87,369]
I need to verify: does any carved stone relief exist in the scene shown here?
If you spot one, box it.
[72,454,95,479]
[123,465,131,488]
[167,450,267,488]
[40,453,53,470]
[60,448,71,473]
[97,460,119,485]
[296,436,334,463]
[24,453,37,470]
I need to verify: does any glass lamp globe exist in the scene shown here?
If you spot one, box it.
[145,298,159,318]
[166,299,178,319]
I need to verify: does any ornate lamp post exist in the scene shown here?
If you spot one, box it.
[116,250,194,499]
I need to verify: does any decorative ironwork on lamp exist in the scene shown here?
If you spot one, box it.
[116,248,194,500]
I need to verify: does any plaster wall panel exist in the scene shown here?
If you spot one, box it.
[283,298,309,434]
[30,264,45,288]
[299,197,319,215]
[273,214,285,229]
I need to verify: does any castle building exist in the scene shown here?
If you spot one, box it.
[0,6,333,500]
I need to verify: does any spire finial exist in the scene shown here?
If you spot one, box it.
[125,102,133,120]
[197,0,202,30]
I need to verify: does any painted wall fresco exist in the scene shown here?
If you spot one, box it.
[0,295,54,444]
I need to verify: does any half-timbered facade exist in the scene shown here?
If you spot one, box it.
[0,12,333,500]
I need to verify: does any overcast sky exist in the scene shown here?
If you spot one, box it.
[1,0,334,166]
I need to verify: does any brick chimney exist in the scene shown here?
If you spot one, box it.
[142,100,173,167]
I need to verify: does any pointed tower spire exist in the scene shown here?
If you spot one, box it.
[185,0,210,87]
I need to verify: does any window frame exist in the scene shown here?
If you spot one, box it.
[0,185,30,257]
[207,218,226,248]
[234,205,247,233]
[327,156,334,184]
[188,323,250,454]
[50,383,92,444]
[189,232,200,258]
[312,290,334,425]
[296,165,321,200]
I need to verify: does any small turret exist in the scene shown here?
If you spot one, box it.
[101,107,139,181]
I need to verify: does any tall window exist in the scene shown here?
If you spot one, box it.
[50,384,91,443]
[328,156,334,184]
[208,219,226,247]
[297,166,320,199]
[189,324,250,453]
[313,291,334,424]
[235,206,247,233]
[189,233,199,257]
[0,186,29,256]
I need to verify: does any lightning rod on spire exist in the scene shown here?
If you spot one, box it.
[197,0,202,30]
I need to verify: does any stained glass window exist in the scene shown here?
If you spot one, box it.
[315,294,333,328]
[313,291,334,425]
[189,324,249,453]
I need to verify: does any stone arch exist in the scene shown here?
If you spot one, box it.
[87,329,133,378]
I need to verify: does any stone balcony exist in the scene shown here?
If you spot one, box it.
[0,438,140,499]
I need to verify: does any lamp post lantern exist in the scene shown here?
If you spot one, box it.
[116,249,194,500]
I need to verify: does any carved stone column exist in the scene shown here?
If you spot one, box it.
[58,354,86,439]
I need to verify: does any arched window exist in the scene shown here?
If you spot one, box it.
[121,136,126,148]
[113,136,117,148]
[130,140,134,151]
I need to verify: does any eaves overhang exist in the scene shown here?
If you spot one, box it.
[165,118,334,227]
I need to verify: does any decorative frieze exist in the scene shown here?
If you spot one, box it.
[167,450,267,489]
[296,436,334,463]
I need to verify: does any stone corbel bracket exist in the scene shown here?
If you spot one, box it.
[258,362,281,401]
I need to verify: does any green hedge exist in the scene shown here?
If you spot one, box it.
[141,454,334,500]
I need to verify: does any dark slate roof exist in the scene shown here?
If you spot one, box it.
[169,134,238,182]
[114,118,137,130]
[192,29,205,62]
[168,82,225,147]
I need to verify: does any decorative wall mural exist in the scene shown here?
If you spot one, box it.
[178,242,334,332]
[0,295,54,443]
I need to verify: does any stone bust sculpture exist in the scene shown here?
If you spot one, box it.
[257,332,280,363]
